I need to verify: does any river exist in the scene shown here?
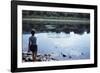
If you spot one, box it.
[22,32,90,60]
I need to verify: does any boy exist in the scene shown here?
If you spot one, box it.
[28,29,37,61]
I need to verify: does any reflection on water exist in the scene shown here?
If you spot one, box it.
[22,32,90,60]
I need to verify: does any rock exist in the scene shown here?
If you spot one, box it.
[48,54,51,57]
[51,58,57,60]
[81,52,84,55]
[61,53,67,57]
[69,56,72,59]
[36,59,42,61]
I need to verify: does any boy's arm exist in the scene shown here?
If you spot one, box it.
[35,36,37,45]
[28,38,30,52]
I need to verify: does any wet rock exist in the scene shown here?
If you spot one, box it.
[51,58,57,60]
[69,56,72,59]
[61,53,67,57]
[81,52,84,55]
[48,54,51,56]
[36,59,42,61]
[37,55,41,57]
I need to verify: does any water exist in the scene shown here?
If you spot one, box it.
[22,32,90,60]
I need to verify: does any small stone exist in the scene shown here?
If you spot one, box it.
[69,56,72,59]
[81,52,84,55]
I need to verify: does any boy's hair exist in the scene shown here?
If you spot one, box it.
[31,29,35,35]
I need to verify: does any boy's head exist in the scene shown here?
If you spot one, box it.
[31,29,36,36]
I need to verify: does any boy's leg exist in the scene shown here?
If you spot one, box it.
[34,52,37,61]
[32,52,35,61]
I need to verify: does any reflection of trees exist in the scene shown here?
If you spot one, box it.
[22,10,90,34]
[23,21,90,34]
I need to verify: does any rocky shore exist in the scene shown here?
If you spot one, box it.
[22,52,58,62]
[22,51,86,62]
